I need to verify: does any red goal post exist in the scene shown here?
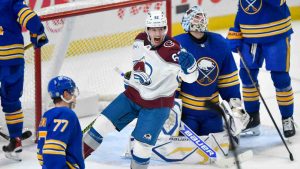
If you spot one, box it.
[24,0,172,134]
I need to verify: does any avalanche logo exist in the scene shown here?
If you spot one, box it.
[240,0,262,15]
[164,40,175,48]
[196,57,219,86]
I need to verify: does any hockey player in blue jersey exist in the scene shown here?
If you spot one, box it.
[174,6,249,138]
[37,76,84,169]
[83,10,199,169]
[0,0,48,161]
[227,0,295,138]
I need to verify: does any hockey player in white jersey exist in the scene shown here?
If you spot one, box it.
[83,10,199,169]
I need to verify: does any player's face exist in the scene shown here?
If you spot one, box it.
[147,27,167,47]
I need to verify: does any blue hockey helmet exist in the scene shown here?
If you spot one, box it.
[48,76,78,99]
[181,6,208,32]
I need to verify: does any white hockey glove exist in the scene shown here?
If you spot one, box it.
[133,70,151,86]
[220,98,250,136]
[229,98,250,131]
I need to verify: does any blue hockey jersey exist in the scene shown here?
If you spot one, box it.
[232,0,293,44]
[174,32,240,117]
[0,0,45,65]
[37,107,84,169]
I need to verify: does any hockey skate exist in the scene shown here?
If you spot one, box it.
[2,137,22,161]
[241,112,260,136]
[282,117,296,138]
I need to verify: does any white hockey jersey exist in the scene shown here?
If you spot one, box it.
[124,32,197,108]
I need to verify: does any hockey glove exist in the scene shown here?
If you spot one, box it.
[30,29,48,48]
[124,71,131,89]
[133,71,151,86]
[178,50,197,74]
[227,27,243,53]
[229,98,250,132]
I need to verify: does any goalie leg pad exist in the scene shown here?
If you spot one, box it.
[131,139,153,165]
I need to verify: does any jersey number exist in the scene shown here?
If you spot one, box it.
[53,119,69,132]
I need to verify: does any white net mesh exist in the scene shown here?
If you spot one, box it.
[0,0,167,134]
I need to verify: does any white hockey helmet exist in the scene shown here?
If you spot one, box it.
[181,6,208,32]
[145,10,168,32]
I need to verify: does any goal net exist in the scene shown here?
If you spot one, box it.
[0,0,171,136]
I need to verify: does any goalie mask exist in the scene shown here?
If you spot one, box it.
[145,11,168,47]
[181,6,208,32]
[48,76,79,107]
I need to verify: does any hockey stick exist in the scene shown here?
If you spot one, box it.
[205,101,241,169]
[24,43,33,51]
[237,49,294,161]
[0,130,32,141]
[82,118,97,134]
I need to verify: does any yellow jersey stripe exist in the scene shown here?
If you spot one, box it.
[0,44,23,50]
[180,91,219,101]
[218,75,239,84]
[218,80,240,88]
[240,17,291,29]
[240,20,291,34]
[276,90,293,96]
[286,37,290,72]
[66,161,78,169]
[6,119,23,124]
[243,97,259,101]
[242,25,292,38]
[43,150,66,156]
[276,95,294,102]
[45,140,67,149]
[22,13,37,27]
[19,9,32,25]
[43,144,66,151]
[182,103,208,110]
[242,87,258,92]
[218,70,238,79]
[277,100,294,106]
[5,113,24,120]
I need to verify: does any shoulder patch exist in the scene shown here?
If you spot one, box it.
[163,40,175,48]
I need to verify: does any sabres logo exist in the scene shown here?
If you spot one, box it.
[240,0,262,15]
[197,57,219,86]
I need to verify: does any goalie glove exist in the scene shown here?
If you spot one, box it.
[220,98,250,136]
[229,98,250,133]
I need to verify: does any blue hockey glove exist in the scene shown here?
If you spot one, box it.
[30,30,48,48]
[227,27,243,53]
[178,50,197,74]
[133,71,151,86]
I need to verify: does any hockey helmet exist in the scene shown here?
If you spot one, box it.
[48,75,79,99]
[181,6,208,32]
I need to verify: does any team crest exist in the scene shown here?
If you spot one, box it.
[164,40,175,47]
[240,0,262,15]
[196,57,219,86]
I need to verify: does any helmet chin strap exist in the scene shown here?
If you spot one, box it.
[60,95,76,109]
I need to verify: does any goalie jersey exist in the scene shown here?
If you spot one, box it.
[233,0,293,44]
[174,32,240,117]
[0,0,45,65]
[37,107,84,169]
